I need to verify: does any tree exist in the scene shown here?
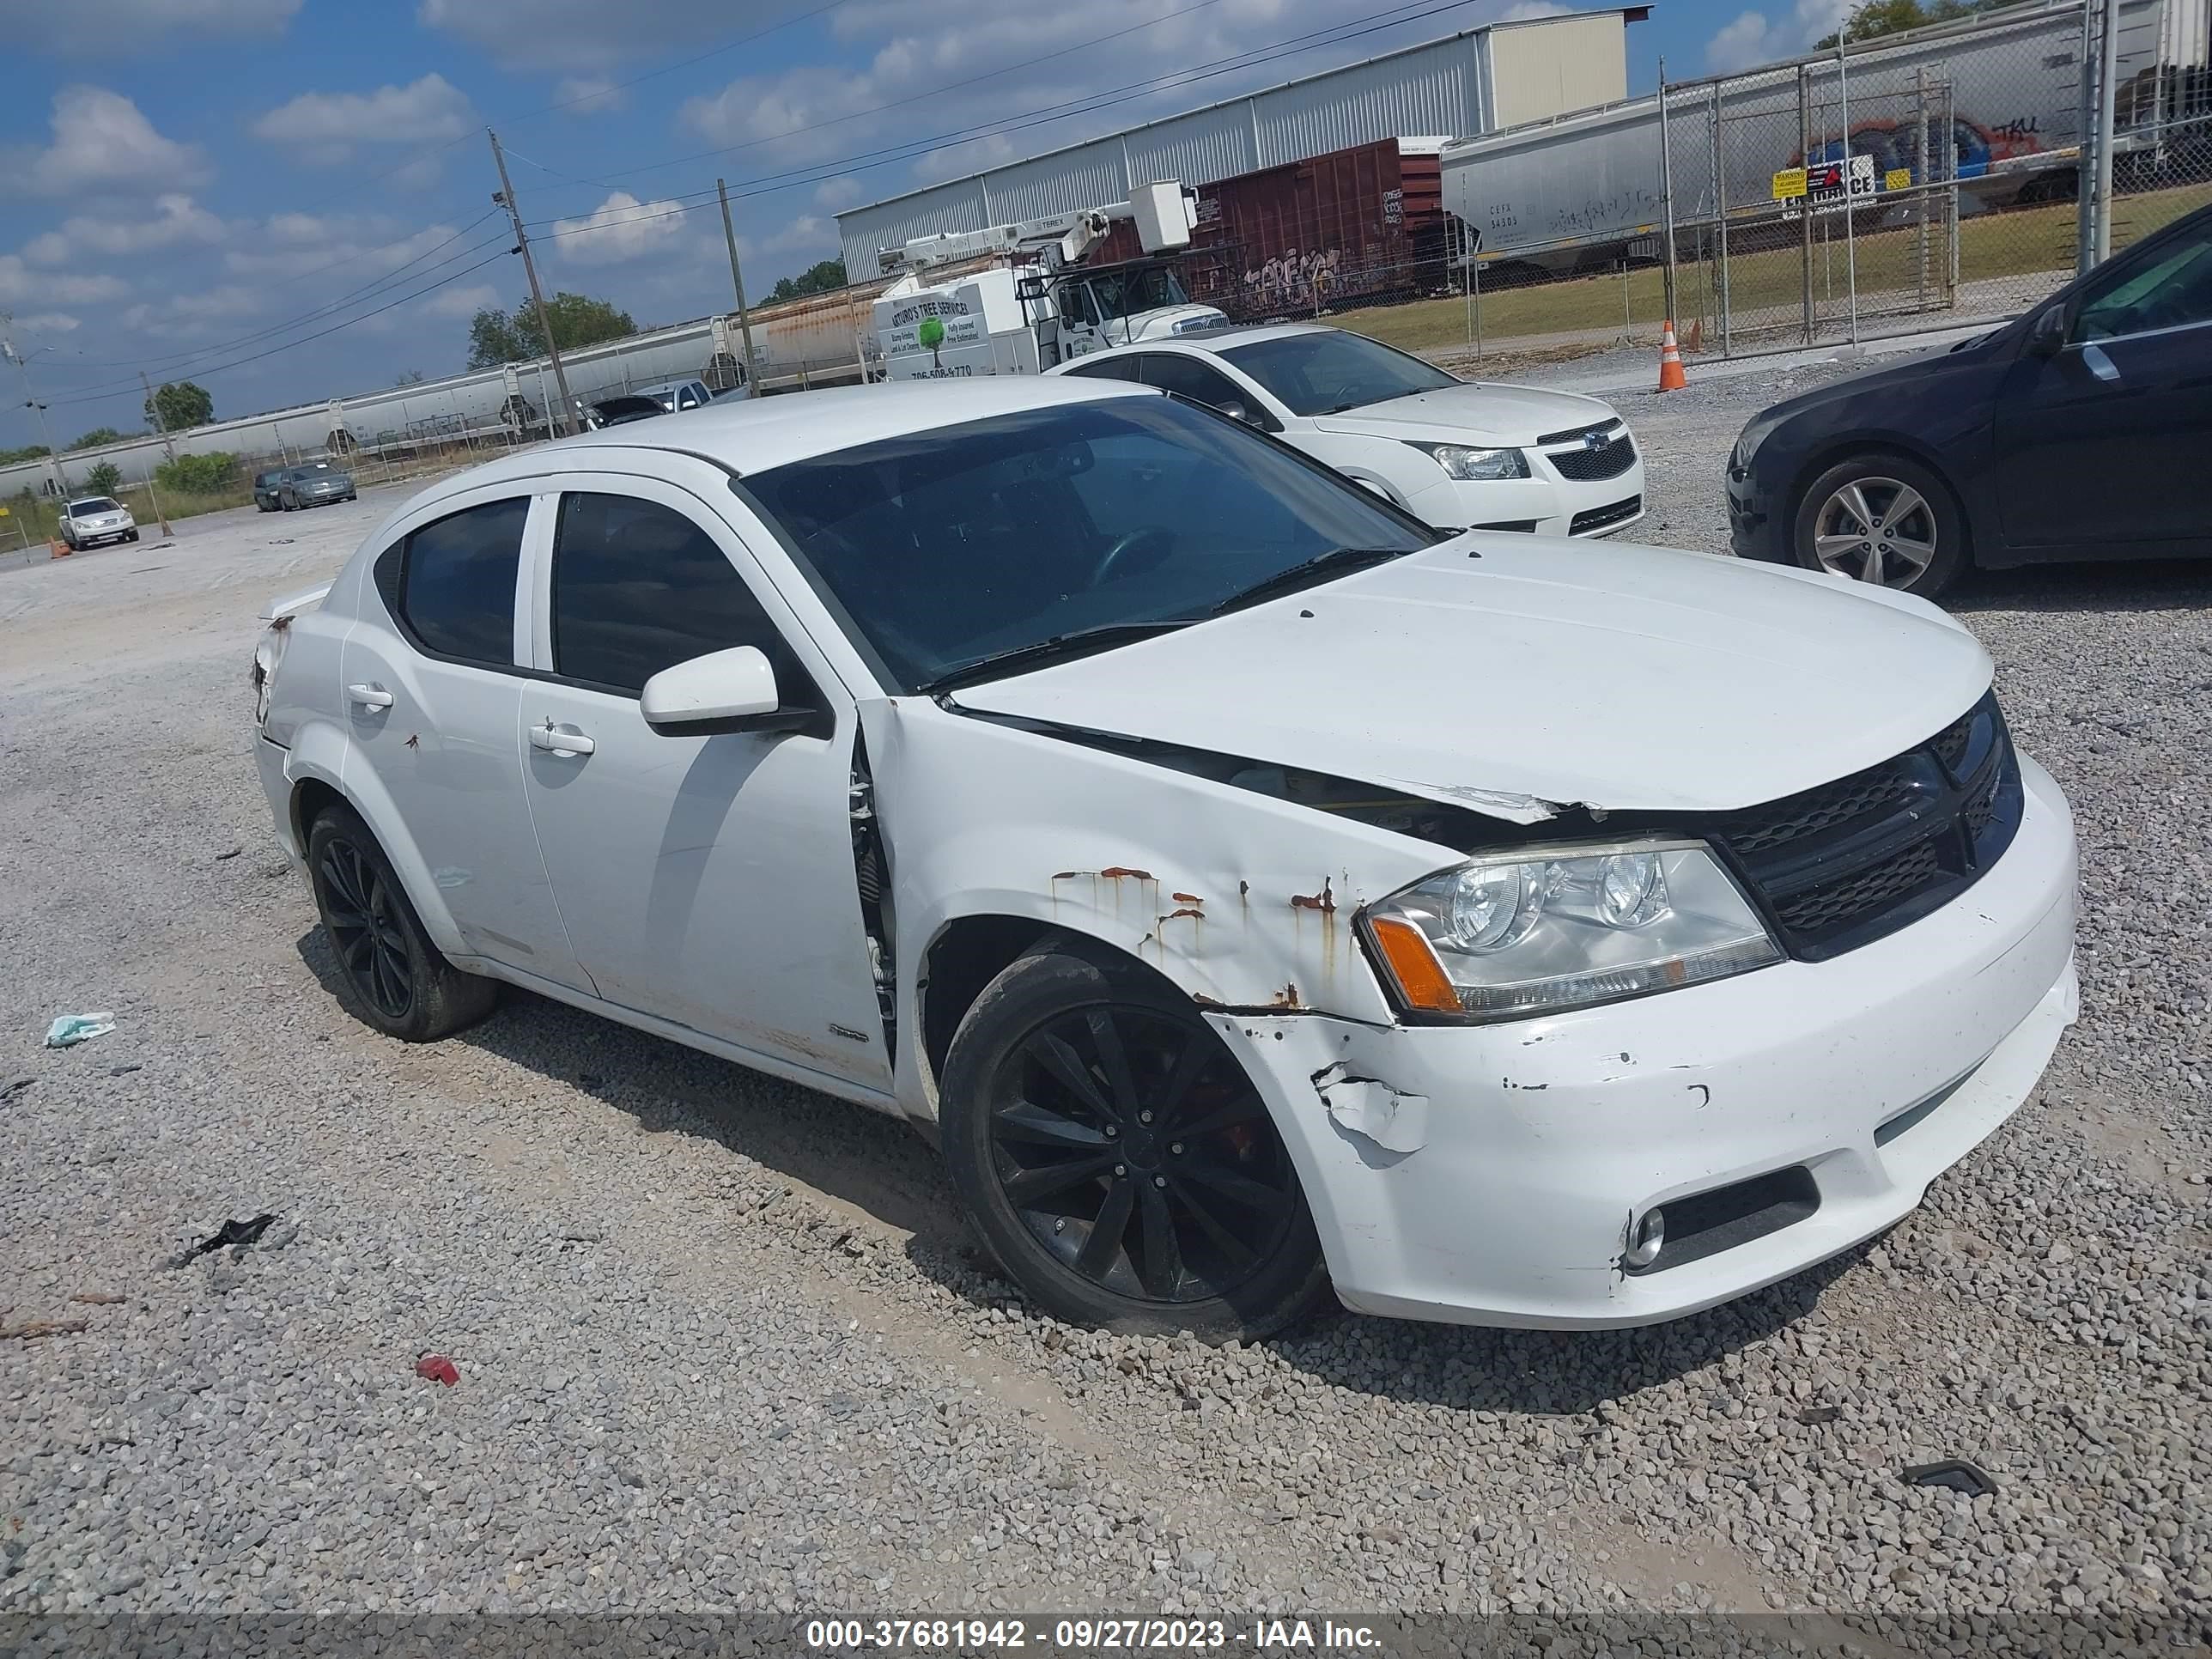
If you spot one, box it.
[70,427,127,451]
[153,452,234,495]
[85,461,123,495]
[394,368,428,386]
[143,381,214,432]
[1816,0,1972,48]
[465,291,637,369]
[766,258,848,304]
[0,444,49,465]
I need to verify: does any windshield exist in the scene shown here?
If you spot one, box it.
[1222,331,1459,416]
[69,498,120,516]
[1084,265,1190,319]
[744,396,1432,693]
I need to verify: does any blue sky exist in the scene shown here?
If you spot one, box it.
[0,0,1822,447]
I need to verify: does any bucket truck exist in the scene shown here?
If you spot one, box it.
[872,180,1227,381]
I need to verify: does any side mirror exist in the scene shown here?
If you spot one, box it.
[2025,304,2069,358]
[1215,398,1281,434]
[641,645,785,734]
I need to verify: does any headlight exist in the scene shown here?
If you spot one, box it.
[1410,441,1529,481]
[1361,839,1782,1022]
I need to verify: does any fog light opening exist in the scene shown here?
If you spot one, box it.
[1626,1207,1666,1269]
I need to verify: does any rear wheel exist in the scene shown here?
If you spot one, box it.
[306,804,497,1042]
[1791,453,1966,599]
[939,940,1331,1339]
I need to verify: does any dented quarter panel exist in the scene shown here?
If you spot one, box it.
[858,696,1466,1115]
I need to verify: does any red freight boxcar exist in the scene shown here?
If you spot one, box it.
[1096,137,1449,320]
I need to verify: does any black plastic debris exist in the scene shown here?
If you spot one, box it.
[108,1065,142,1078]
[1904,1458,1998,1497]
[167,1213,280,1269]
[215,847,243,861]
[1800,1404,1844,1425]
[1,1075,34,1100]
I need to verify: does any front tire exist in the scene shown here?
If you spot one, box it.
[306,804,497,1042]
[939,940,1331,1340]
[1791,453,1966,599]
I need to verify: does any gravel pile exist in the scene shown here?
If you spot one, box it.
[1,409,2205,1649]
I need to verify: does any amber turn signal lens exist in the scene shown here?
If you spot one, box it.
[1367,915,1462,1014]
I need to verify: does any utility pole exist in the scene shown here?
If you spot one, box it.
[1656,59,1678,332]
[137,370,175,537]
[2090,0,2120,264]
[488,130,576,436]
[2,321,61,503]
[716,179,761,398]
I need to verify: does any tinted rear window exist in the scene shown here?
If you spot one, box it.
[398,498,527,668]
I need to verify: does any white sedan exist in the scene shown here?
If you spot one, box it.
[1049,323,1644,537]
[252,376,2075,1340]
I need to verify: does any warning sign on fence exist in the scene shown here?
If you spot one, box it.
[1885,167,1913,191]
[1771,167,1808,201]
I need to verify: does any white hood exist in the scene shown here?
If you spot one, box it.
[1314,381,1621,445]
[951,538,1989,822]
[1116,304,1226,343]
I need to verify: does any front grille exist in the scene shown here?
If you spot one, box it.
[1536,416,1622,446]
[1570,494,1643,534]
[1550,434,1638,482]
[1706,690,2023,960]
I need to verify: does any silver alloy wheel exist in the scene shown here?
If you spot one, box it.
[1812,476,1938,586]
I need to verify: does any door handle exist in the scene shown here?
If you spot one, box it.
[2081,343,2120,384]
[531,720,594,757]
[347,683,393,709]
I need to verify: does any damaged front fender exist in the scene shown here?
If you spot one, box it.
[857,696,1468,1108]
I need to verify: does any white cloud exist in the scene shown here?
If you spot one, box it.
[226,216,466,282]
[252,74,475,165]
[11,313,80,336]
[1705,0,1853,73]
[23,194,226,264]
[555,76,628,116]
[119,283,266,335]
[811,176,866,212]
[1500,1,1568,17]
[416,0,726,71]
[1,88,210,198]
[422,282,501,319]
[1704,10,1777,71]
[0,254,129,306]
[0,0,300,52]
[549,191,691,265]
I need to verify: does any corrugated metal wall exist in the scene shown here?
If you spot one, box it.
[838,15,1633,278]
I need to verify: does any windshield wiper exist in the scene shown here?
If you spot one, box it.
[915,622,1195,696]
[1206,546,1413,617]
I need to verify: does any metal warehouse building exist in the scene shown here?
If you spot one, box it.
[836,8,1650,280]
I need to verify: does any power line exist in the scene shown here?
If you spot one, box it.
[527,0,1499,246]
[32,211,504,374]
[517,0,1234,200]
[48,252,511,409]
[46,228,513,398]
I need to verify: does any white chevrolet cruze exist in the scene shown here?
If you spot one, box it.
[1048,323,1645,537]
[252,377,2076,1339]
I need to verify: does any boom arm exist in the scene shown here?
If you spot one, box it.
[881,179,1196,276]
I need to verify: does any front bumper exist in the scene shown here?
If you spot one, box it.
[1727,463,1779,560]
[1406,451,1647,539]
[1210,752,2078,1329]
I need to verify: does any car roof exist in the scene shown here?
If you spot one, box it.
[427,376,1159,489]
[1066,321,1332,362]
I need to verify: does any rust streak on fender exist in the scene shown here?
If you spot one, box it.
[1159,908,1205,922]
[1098,866,1155,881]
[1291,878,1337,915]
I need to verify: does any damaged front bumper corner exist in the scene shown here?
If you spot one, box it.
[1206,754,2079,1330]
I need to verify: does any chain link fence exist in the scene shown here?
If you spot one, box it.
[1425,0,2209,363]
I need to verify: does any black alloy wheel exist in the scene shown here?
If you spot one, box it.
[940,941,1330,1338]
[317,833,413,1020]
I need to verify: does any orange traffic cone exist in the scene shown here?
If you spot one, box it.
[1657,320,1688,392]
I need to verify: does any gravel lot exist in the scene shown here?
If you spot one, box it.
[1,365,2206,1649]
